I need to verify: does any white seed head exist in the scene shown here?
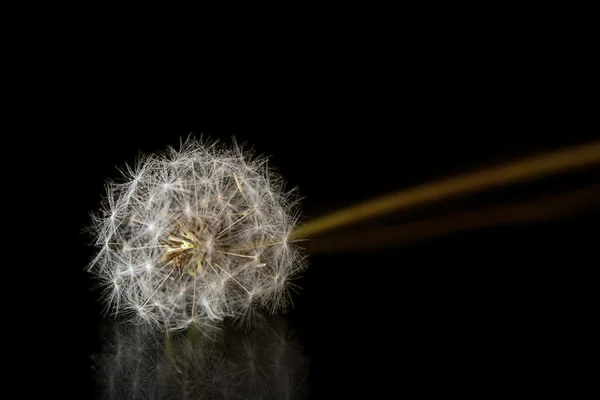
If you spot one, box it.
[88,137,305,331]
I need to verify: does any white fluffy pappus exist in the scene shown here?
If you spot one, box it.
[88,137,305,332]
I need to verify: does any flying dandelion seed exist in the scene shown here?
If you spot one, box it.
[88,137,306,331]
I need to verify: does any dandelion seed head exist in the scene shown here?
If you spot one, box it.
[88,137,306,331]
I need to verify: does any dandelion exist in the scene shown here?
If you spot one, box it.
[88,137,305,331]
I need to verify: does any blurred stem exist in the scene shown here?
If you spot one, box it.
[302,184,600,253]
[292,140,600,239]
[165,330,173,358]
[187,324,200,347]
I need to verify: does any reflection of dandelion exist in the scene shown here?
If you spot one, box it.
[92,314,308,400]
[88,138,306,331]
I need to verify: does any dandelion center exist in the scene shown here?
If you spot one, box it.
[160,220,207,277]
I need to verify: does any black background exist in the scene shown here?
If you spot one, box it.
[6,6,597,397]
[19,28,598,394]
[37,122,594,398]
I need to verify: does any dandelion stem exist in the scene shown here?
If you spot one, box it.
[292,140,600,239]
